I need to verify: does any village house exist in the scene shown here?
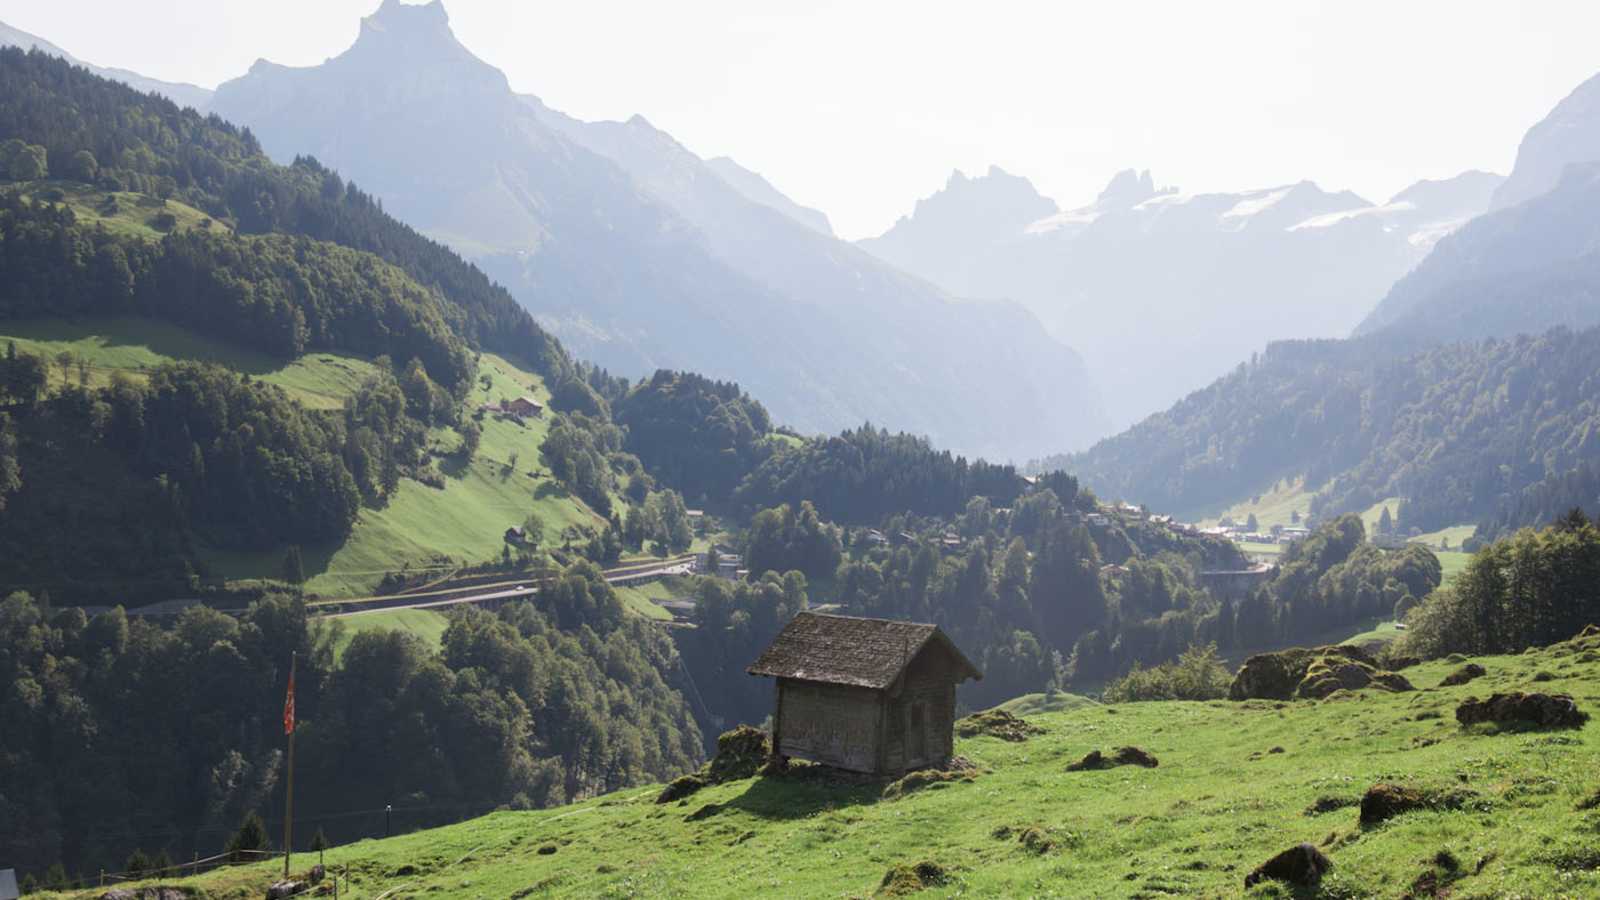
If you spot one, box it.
[503,525,529,545]
[747,612,982,775]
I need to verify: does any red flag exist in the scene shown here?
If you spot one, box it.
[283,667,295,735]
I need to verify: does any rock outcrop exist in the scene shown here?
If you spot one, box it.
[1230,645,1412,701]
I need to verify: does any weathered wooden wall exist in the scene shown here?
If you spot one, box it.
[882,643,959,772]
[776,680,882,772]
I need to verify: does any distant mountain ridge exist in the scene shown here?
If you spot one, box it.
[0,19,213,109]
[1357,69,1600,343]
[861,165,1501,431]
[704,155,834,236]
[209,0,1104,459]
[1048,67,1600,537]
[1490,70,1600,211]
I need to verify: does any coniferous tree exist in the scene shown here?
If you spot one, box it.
[282,546,307,584]
[225,812,270,861]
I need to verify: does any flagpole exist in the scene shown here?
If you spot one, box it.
[283,650,297,879]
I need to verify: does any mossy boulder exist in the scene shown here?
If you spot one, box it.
[1290,648,1414,700]
[655,774,707,804]
[1231,645,1384,700]
[1456,692,1588,729]
[877,861,950,896]
[655,725,771,803]
[1439,663,1487,687]
[956,709,1045,742]
[704,725,771,782]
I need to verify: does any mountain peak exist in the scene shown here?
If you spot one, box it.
[1096,169,1157,207]
[353,0,471,61]
[363,0,450,32]
[1492,70,1600,211]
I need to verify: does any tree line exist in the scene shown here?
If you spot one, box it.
[1398,509,1600,658]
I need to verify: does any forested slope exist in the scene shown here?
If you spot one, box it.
[1050,327,1600,538]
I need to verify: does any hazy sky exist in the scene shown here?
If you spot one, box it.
[4,0,1598,239]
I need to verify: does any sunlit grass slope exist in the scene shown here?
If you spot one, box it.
[329,608,451,661]
[0,317,376,409]
[70,642,1600,898]
[18,180,228,240]
[205,353,605,597]
[1199,476,1313,530]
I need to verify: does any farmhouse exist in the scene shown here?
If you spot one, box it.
[747,612,982,775]
[504,395,544,417]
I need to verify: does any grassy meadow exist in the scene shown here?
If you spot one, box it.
[612,578,682,621]
[0,316,378,409]
[1199,477,1313,530]
[20,180,226,240]
[57,637,1600,899]
[328,608,451,661]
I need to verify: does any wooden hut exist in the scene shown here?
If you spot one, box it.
[746,612,982,775]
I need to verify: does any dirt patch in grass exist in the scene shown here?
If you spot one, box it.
[1359,782,1479,826]
[1066,746,1159,771]
[992,823,1063,854]
[1243,842,1332,889]
[1305,795,1359,816]
[956,709,1045,742]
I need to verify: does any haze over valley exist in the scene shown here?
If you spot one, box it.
[4,4,1600,897]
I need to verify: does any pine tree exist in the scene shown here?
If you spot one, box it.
[282,545,306,584]
[226,811,270,861]
[309,827,330,852]
[1378,505,1393,536]
[124,849,151,879]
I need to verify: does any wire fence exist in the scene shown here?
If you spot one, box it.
[98,848,279,886]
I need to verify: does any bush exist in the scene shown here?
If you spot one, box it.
[1103,642,1230,702]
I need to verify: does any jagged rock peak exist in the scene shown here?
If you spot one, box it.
[363,0,451,33]
[1097,168,1158,207]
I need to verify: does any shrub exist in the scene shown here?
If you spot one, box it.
[1103,642,1230,702]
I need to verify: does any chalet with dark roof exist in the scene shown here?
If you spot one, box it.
[747,612,982,775]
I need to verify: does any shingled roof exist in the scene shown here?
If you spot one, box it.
[747,612,982,690]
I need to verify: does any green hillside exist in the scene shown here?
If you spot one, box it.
[328,607,450,661]
[203,353,606,596]
[16,180,225,239]
[58,638,1600,899]
[0,316,376,409]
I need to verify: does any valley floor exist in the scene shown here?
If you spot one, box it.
[57,639,1600,898]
